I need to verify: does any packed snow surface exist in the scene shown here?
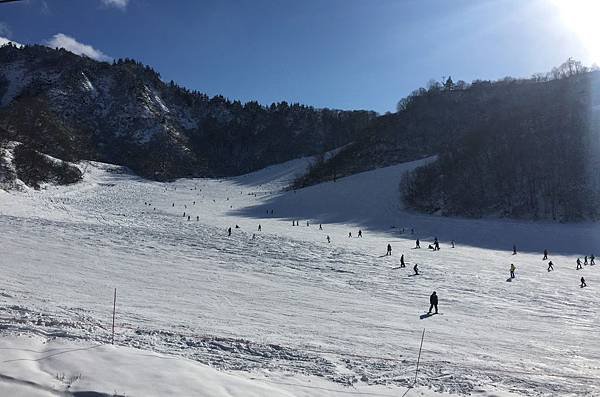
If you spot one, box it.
[0,156,599,396]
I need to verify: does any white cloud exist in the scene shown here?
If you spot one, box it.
[0,37,23,48]
[101,0,129,9]
[45,33,111,62]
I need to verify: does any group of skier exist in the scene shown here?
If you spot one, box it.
[510,247,594,288]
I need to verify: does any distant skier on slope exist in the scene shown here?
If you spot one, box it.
[413,264,419,275]
[358,230,363,238]
[543,249,548,260]
[327,235,331,243]
[387,244,392,256]
[415,239,420,249]
[584,256,588,265]
[319,224,323,230]
[591,254,595,265]
[349,232,352,238]
[434,237,439,251]
[513,245,517,255]
[400,254,405,268]
[510,263,516,279]
[581,277,587,288]
[576,258,582,270]
[547,261,554,272]
[258,224,261,232]
[428,291,438,314]
[451,240,455,248]
[228,227,232,236]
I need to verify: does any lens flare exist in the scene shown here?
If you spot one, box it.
[551,0,600,62]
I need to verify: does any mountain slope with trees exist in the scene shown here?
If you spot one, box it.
[0,44,375,185]
[297,59,600,221]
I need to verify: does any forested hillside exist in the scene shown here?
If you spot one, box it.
[297,60,600,221]
[0,44,375,184]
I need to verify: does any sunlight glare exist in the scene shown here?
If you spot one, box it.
[551,0,600,62]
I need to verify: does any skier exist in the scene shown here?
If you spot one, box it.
[358,230,363,238]
[428,291,438,314]
[576,258,582,270]
[172,203,174,207]
[415,239,420,249]
[584,256,588,265]
[183,212,186,217]
[228,227,232,237]
[258,224,262,232]
[513,245,517,255]
[451,240,455,248]
[327,235,331,243]
[187,215,190,221]
[434,237,439,251]
[193,201,196,205]
[319,224,323,230]
[543,249,548,260]
[547,261,554,272]
[510,263,516,279]
[235,224,240,228]
[349,232,352,238]
[196,216,199,221]
[387,244,392,256]
[581,277,587,288]
[591,254,595,265]
[400,254,405,268]
[307,221,309,227]
[413,264,419,275]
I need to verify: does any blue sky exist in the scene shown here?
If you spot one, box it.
[0,0,592,113]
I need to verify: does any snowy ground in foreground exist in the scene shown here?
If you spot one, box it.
[0,157,599,396]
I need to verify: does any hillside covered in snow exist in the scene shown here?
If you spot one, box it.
[1,157,598,396]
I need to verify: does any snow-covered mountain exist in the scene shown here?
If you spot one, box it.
[0,44,375,183]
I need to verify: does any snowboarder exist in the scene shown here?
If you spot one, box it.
[387,244,392,256]
[228,227,232,236]
[428,291,438,314]
[510,263,516,279]
[358,230,362,238]
[319,224,323,230]
[591,255,595,265]
[400,254,405,268]
[513,245,517,255]
[434,237,439,251]
[584,256,588,265]
[349,232,352,238]
[415,239,420,249]
[327,235,331,243]
[547,261,554,272]
[451,240,455,248]
[581,277,587,288]
[576,258,582,270]
[543,249,548,260]
[413,264,419,275]
[258,224,261,232]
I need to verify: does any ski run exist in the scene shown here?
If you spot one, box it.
[1,156,599,396]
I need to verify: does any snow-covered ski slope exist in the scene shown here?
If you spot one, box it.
[0,156,599,396]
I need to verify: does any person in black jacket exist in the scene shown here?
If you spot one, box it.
[428,291,438,314]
